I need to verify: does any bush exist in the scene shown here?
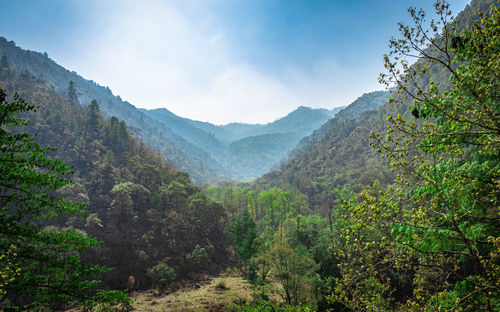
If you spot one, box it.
[149,263,176,290]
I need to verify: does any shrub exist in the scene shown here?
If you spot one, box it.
[149,262,176,290]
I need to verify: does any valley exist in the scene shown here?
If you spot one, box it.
[0,37,349,183]
[0,0,498,311]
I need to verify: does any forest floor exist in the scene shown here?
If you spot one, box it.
[129,273,282,312]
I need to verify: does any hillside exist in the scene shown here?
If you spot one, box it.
[0,37,225,184]
[287,91,389,160]
[141,105,343,180]
[258,0,498,210]
[0,63,231,291]
[0,37,350,183]
[258,91,391,208]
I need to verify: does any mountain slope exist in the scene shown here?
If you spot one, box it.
[258,91,391,208]
[0,37,352,182]
[227,132,298,179]
[141,105,343,180]
[140,107,227,162]
[221,106,341,179]
[0,37,223,184]
[258,0,497,209]
[0,64,230,290]
[288,91,388,160]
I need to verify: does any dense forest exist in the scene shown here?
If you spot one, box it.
[0,0,498,311]
[0,60,231,310]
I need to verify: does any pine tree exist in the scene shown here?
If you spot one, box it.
[0,88,130,310]
[87,99,101,137]
[66,80,79,105]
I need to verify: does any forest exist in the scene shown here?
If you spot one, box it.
[0,0,498,311]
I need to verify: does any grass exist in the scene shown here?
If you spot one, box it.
[67,272,283,311]
[130,275,254,311]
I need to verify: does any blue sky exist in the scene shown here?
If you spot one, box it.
[0,0,469,124]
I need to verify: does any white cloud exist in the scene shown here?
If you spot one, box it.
[67,0,382,124]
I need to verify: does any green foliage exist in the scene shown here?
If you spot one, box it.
[208,183,339,309]
[266,238,320,306]
[0,245,19,302]
[331,2,500,311]
[185,244,214,271]
[231,211,258,263]
[66,80,78,105]
[0,88,130,310]
[87,99,100,133]
[149,263,176,291]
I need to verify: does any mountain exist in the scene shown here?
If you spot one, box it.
[0,63,230,290]
[257,0,497,210]
[219,106,342,142]
[141,104,344,180]
[0,37,225,184]
[257,89,397,208]
[224,106,345,179]
[221,123,264,141]
[288,91,389,159]
[0,37,348,182]
[139,107,228,162]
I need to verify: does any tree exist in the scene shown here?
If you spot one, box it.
[0,88,130,310]
[267,237,318,306]
[66,80,79,105]
[88,99,101,134]
[331,2,499,311]
[231,211,258,263]
[149,262,176,291]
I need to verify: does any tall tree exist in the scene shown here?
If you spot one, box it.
[331,2,499,311]
[87,99,101,137]
[66,80,79,105]
[231,211,258,263]
[0,88,130,310]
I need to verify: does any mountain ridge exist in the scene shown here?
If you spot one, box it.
[0,36,225,184]
[0,36,352,182]
[257,0,498,209]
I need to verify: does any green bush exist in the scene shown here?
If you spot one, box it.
[149,262,176,290]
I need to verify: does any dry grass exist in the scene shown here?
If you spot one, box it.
[130,275,253,312]
[67,272,283,311]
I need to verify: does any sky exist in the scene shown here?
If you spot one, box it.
[0,0,469,124]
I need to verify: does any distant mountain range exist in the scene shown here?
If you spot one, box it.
[140,105,345,179]
[0,36,358,183]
